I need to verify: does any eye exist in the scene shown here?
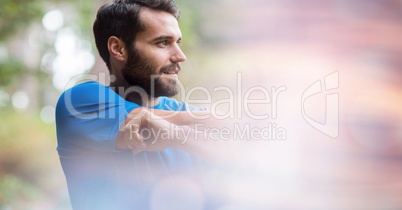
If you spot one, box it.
[157,40,168,47]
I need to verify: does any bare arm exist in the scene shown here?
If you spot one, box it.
[115,108,224,157]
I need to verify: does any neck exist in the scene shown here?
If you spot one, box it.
[110,80,159,107]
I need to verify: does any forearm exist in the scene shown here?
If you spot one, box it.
[116,107,226,156]
[144,116,223,158]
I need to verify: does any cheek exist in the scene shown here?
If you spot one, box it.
[147,49,171,68]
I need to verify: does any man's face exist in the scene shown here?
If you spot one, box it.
[122,8,186,98]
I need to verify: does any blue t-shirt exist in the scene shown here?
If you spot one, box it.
[56,81,203,210]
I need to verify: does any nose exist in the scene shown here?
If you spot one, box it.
[170,44,187,63]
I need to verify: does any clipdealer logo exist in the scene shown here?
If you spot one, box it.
[63,71,339,140]
[301,71,339,138]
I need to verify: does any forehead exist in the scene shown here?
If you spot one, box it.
[137,8,182,40]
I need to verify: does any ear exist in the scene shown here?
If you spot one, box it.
[107,36,127,62]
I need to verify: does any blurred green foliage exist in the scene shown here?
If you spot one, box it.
[0,175,39,209]
[0,107,65,209]
[0,0,95,208]
[0,0,44,88]
[0,59,25,87]
[0,0,44,41]
[176,0,203,50]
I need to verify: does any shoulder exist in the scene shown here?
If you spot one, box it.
[56,81,126,107]
[56,81,139,118]
[57,81,109,104]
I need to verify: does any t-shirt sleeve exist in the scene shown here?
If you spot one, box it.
[55,82,140,157]
[156,96,206,111]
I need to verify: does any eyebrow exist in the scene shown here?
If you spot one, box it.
[151,35,181,42]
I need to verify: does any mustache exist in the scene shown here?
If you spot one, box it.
[159,63,181,73]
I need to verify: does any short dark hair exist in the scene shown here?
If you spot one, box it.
[93,0,180,70]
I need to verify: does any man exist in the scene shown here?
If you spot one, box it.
[56,0,217,209]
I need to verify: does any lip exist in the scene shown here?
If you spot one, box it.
[160,69,179,79]
[162,70,179,74]
[161,72,179,78]
[161,67,180,76]
[160,64,181,75]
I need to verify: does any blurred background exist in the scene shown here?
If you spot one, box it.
[1,0,402,209]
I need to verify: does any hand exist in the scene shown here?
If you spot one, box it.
[123,110,179,153]
[124,118,146,154]
[140,117,181,151]
[121,108,150,154]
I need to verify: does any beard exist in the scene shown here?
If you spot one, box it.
[122,46,180,98]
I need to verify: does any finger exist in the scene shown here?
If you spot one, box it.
[124,123,136,149]
[126,132,147,154]
[125,126,146,149]
[132,132,146,150]
[124,120,146,148]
